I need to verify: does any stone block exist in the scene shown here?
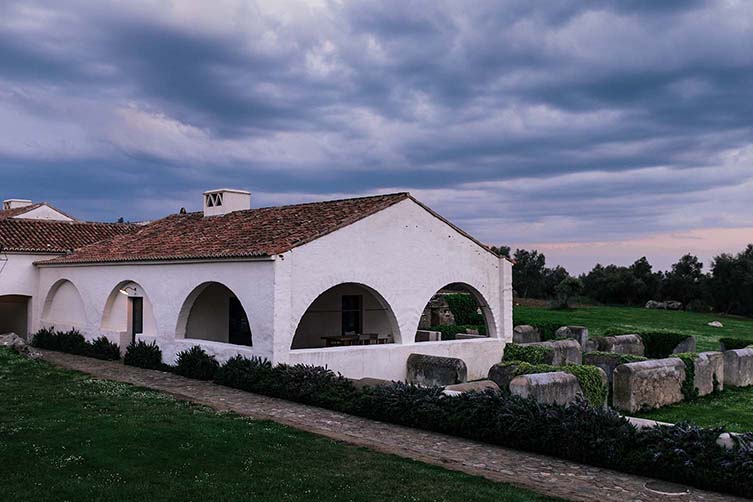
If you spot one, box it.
[487,362,521,390]
[513,325,541,344]
[528,339,582,366]
[509,372,582,406]
[442,380,501,396]
[407,353,467,387]
[415,330,441,342]
[456,333,485,340]
[723,349,753,387]
[692,352,724,396]
[0,333,37,358]
[672,336,696,354]
[554,326,589,350]
[613,358,686,413]
[583,352,624,385]
[598,334,645,356]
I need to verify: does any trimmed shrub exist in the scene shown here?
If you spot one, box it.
[444,294,484,325]
[31,327,88,355]
[175,346,219,381]
[585,351,647,365]
[88,336,121,361]
[429,324,486,340]
[604,327,690,359]
[209,354,753,498]
[720,337,753,351]
[124,340,163,370]
[503,343,552,365]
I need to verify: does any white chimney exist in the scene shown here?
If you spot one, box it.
[3,199,33,211]
[203,189,251,217]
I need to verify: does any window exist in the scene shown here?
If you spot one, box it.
[341,295,362,335]
[130,297,143,338]
[228,297,252,346]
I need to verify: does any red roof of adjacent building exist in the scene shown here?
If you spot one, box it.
[39,193,414,265]
[0,219,139,254]
[0,202,77,221]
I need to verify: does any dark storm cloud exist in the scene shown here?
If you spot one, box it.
[2,0,753,271]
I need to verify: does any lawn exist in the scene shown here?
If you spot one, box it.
[514,304,753,352]
[635,386,753,433]
[0,349,553,502]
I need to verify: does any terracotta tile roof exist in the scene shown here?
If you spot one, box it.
[0,202,78,221]
[0,219,139,254]
[39,193,412,265]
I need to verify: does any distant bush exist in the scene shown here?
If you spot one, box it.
[503,343,552,365]
[89,336,121,361]
[603,327,691,359]
[124,340,163,370]
[719,337,753,351]
[175,346,219,381]
[444,294,484,325]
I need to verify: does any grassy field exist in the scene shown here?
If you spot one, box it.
[514,305,753,352]
[515,304,753,432]
[635,386,753,433]
[0,349,554,502]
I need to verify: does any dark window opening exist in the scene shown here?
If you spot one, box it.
[341,295,362,335]
[131,297,143,341]
[229,297,252,346]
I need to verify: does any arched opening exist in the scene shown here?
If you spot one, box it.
[41,279,87,330]
[0,295,30,337]
[416,283,492,342]
[177,282,252,346]
[101,281,158,344]
[291,283,399,349]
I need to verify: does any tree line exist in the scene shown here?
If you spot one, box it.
[491,244,753,316]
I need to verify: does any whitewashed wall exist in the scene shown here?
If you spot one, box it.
[275,198,512,380]
[1,252,58,337]
[35,259,276,363]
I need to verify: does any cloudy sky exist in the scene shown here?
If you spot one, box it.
[2,1,753,273]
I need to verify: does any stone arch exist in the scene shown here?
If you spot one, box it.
[175,282,253,346]
[291,282,401,349]
[416,282,496,342]
[100,280,158,338]
[41,279,87,330]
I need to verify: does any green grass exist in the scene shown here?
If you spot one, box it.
[634,386,753,433]
[514,305,753,352]
[0,349,554,502]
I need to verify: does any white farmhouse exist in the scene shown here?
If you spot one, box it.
[0,190,512,380]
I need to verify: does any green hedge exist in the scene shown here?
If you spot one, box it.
[584,351,647,365]
[210,355,753,498]
[503,343,552,365]
[603,327,691,359]
[429,324,486,341]
[719,337,753,351]
[675,352,699,401]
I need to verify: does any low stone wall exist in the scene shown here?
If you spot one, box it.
[613,358,686,413]
[692,352,724,396]
[407,353,467,386]
[509,372,582,406]
[723,348,753,387]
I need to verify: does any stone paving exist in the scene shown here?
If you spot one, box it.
[37,350,744,502]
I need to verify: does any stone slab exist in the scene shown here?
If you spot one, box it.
[443,380,501,396]
[692,352,724,396]
[509,372,582,406]
[598,335,645,356]
[521,339,582,366]
[723,348,753,387]
[407,353,467,387]
[554,326,589,350]
[613,358,686,413]
[513,325,541,344]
